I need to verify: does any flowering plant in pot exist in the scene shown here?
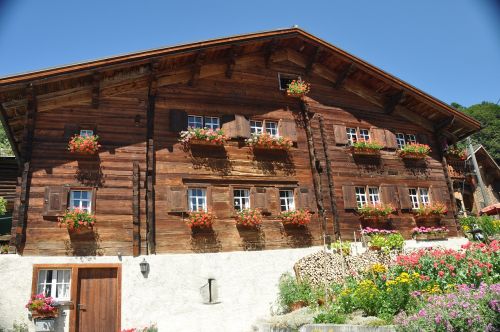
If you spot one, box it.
[360,227,398,236]
[235,208,262,227]
[351,139,383,156]
[286,79,310,98]
[26,293,58,318]
[179,127,227,146]
[278,209,312,226]
[186,210,215,229]
[358,203,395,220]
[397,143,431,159]
[245,133,293,150]
[445,146,467,160]
[412,226,449,240]
[413,202,447,218]
[68,134,100,154]
[58,208,96,232]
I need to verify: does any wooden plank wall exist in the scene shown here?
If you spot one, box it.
[0,157,17,212]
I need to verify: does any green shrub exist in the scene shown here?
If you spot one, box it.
[352,280,381,316]
[330,240,351,255]
[278,273,323,311]
[459,215,500,238]
[0,197,6,216]
[313,304,347,324]
[385,233,404,251]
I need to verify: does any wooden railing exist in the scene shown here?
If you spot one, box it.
[447,159,467,179]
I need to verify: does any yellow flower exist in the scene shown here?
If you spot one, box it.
[462,225,471,232]
[369,263,387,274]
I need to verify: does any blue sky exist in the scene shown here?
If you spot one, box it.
[0,0,499,107]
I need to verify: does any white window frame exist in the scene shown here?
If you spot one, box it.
[368,187,380,205]
[419,188,430,206]
[279,189,295,212]
[250,120,264,135]
[359,129,370,142]
[406,134,417,144]
[69,190,92,213]
[396,133,406,149]
[265,121,278,137]
[188,115,203,129]
[79,129,94,137]
[188,188,207,212]
[37,269,71,301]
[408,187,430,209]
[204,116,220,130]
[355,186,367,207]
[233,188,250,211]
[346,128,358,145]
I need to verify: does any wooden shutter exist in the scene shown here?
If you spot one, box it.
[221,114,250,138]
[333,124,348,145]
[166,186,188,212]
[64,124,80,140]
[371,128,386,147]
[278,119,297,142]
[43,186,69,216]
[251,187,269,213]
[169,109,188,132]
[380,185,397,207]
[295,186,314,210]
[384,130,398,149]
[417,133,430,146]
[397,185,412,210]
[342,185,357,210]
[431,186,447,203]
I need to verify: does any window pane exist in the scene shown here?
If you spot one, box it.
[279,189,295,211]
[346,128,357,145]
[250,120,263,135]
[265,121,278,137]
[355,187,367,207]
[368,187,380,205]
[188,115,203,129]
[359,129,370,142]
[80,129,93,137]
[204,117,220,130]
[396,133,406,149]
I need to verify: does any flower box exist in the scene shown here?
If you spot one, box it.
[59,209,96,232]
[358,204,395,219]
[32,309,59,319]
[445,146,467,160]
[286,79,310,98]
[278,209,311,226]
[413,202,447,222]
[26,293,59,320]
[179,128,227,147]
[246,133,293,151]
[186,211,215,229]
[350,140,383,157]
[397,143,431,159]
[412,226,449,241]
[68,135,100,155]
[235,209,262,228]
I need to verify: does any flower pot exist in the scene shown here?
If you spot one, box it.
[188,139,224,147]
[414,233,429,241]
[31,308,59,319]
[68,226,93,234]
[34,318,56,332]
[289,300,307,311]
[351,148,381,156]
[400,152,427,159]
[252,143,289,151]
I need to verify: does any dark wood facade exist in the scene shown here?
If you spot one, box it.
[0,28,481,256]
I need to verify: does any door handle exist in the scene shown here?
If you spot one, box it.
[77,303,86,311]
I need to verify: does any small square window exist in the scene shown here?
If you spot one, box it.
[278,73,299,90]
[204,117,220,130]
[355,187,367,207]
[188,188,207,212]
[408,188,419,209]
[396,133,406,149]
[70,190,92,213]
[279,189,295,212]
[250,120,263,135]
[37,269,71,301]
[265,121,278,137]
[406,134,417,144]
[359,129,370,142]
[233,189,250,211]
[346,128,358,145]
[188,115,203,129]
[80,129,94,137]
[368,187,380,205]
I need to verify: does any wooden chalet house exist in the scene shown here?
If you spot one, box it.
[0,28,481,332]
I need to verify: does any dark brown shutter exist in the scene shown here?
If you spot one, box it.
[380,185,397,207]
[371,128,387,147]
[278,119,297,142]
[251,187,269,213]
[342,185,357,210]
[333,124,348,145]
[91,187,97,213]
[431,187,447,203]
[221,114,250,138]
[169,109,188,132]
[384,130,398,149]
[295,186,314,210]
[43,186,69,216]
[64,124,80,140]
[166,186,188,212]
[397,185,412,210]
[417,133,430,146]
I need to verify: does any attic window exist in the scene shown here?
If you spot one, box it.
[278,73,300,91]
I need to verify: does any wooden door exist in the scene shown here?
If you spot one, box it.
[76,268,119,332]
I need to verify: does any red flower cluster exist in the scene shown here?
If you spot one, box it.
[286,79,310,97]
[397,143,431,158]
[68,134,100,154]
[235,208,263,227]
[278,209,311,226]
[58,208,96,231]
[186,211,215,228]
[246,133,293,150]
[26,293,57,315]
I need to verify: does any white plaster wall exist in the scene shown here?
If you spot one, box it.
[0,247,320,332]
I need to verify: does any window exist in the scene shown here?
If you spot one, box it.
[250,120,263,135]
[279,189,295,211]
[278,73,299,90]
[368,187,380,205]
[233,189,250,211]
[37,269,71,301]
[79,129,93,137]
[188,188,207,212]
[396,132,417,149]
[356,186,380,207]
[204,116,220,130]
[359,129,370,142]
[346,128,358,145]
[70,190,92,213]
[355,187,367,207]
[408,187,430,209]
[265,121,278,137]
[188,115,203,129]
[187,115,220,130]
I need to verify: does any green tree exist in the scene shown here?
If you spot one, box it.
[0,123,14,156]
[451,101,500,163]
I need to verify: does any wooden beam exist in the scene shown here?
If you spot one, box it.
[305,47,322,76]
[385,90,406,114]
[265,39,278,68]
[435,116,455,132]
[334,63,355,89]
[132,161,140,257]
[91,72,101,109]
[225,46,238,79]
[188,51,205,87]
